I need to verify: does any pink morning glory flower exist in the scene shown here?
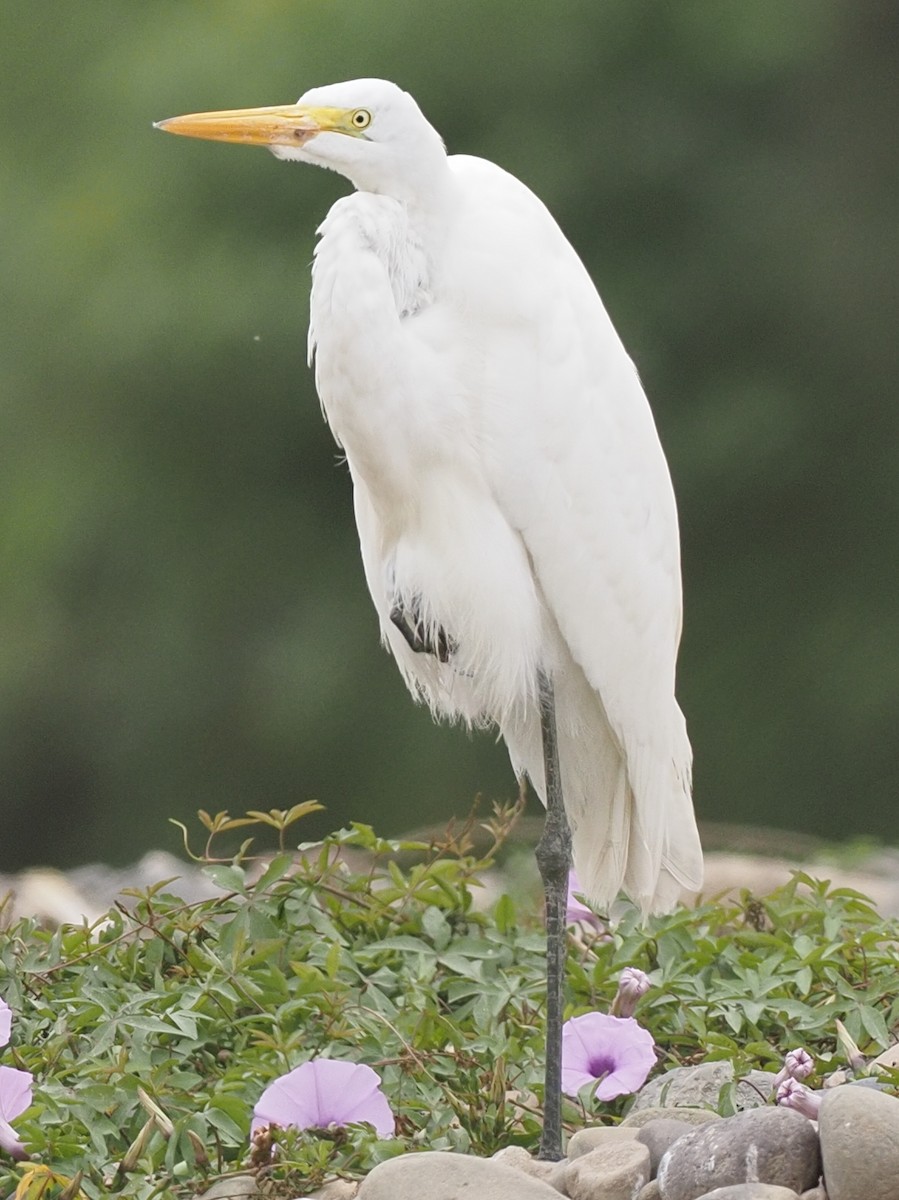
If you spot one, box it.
[0,1065,33,1161]
[566,871,603,930]
[252,1059,395,1138]
[0,1000,10,1049]
[561,1011,657,1100]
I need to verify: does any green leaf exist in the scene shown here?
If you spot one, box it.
[422,904,452,951]
[857,1004,890,1049]
[203,864,248,893]
[205,1095,249,1142]
[493,894,517,935]
[254,853,296,890]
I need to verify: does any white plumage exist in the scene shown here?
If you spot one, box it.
[158,78,703,915]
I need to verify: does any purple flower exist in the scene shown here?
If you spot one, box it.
[0,1001,10,1050]
[0,1065,32,1161]
[611,968,651,1018]
[776,1078,821,1120]
[561,1011,656,1101]
[773,1047,814,1088]
[566,871,603,930]
[252,1060,395,1138]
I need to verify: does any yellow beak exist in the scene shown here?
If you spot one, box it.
[154,104,351,148]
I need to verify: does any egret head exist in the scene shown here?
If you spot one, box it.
[156,78,447,201]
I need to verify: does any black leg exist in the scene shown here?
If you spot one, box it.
[535,669,571,1162]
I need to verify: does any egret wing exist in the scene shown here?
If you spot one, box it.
[447,156,703,903]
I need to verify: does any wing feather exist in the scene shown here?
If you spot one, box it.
[446,156,703,908]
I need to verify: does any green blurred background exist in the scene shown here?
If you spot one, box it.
[2,0,897,869]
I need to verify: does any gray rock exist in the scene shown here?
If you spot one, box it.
[565,1140,650,1200]
[632,1064,776,1113]
[637,1119,700,1176]
[623,1106,723,1129]
[638,1182,662,1200]
[800,1191,828,1200]
[868,1042,899,1073]
[822,1070,850,1089]
[491,1145,564,1183]
[357,1151,563,1199]
[824,1073,891,1092]
[548,1161,570,1195]
[692,1189,800,1200]
[308,1183,359,1199]
[818,1083,899,1200]
[567,1124,638,1159]
[657,1107,820,1200]
[198,1177,259,1199]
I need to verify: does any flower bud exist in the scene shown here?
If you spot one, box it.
[776,1078,821,1119]
[187,1129,209,1168]
[611,967,651,1018]
[137,1086,175,1139]
[835,1019,867,1075]
[773,1046,814,1088]
[120,1117,155,1173]
[58,1170,85,1200]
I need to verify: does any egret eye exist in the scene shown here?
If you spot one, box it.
[351,109,372,130]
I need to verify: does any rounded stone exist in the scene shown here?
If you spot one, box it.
[818,1083,899,1200]
[637,1118,700,1175]
[623,1106,723,1130]
[692,1188,800,1200]
[656,1106,820,1200]
[631,1064,776,1113]
[567,1124,639,1159]
[868,1043,899,1073]
[198,1177,259,1199]
[638,1182,662,1200]
[357,1151,563,1199]
[491,1145,563,1183]
[565,1139,650,1200]
[547,1161,569,1194]
[309,1183,360,1199]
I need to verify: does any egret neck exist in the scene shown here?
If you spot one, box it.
[308,177,457,523]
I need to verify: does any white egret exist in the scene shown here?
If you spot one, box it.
[157,78,703,1158]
